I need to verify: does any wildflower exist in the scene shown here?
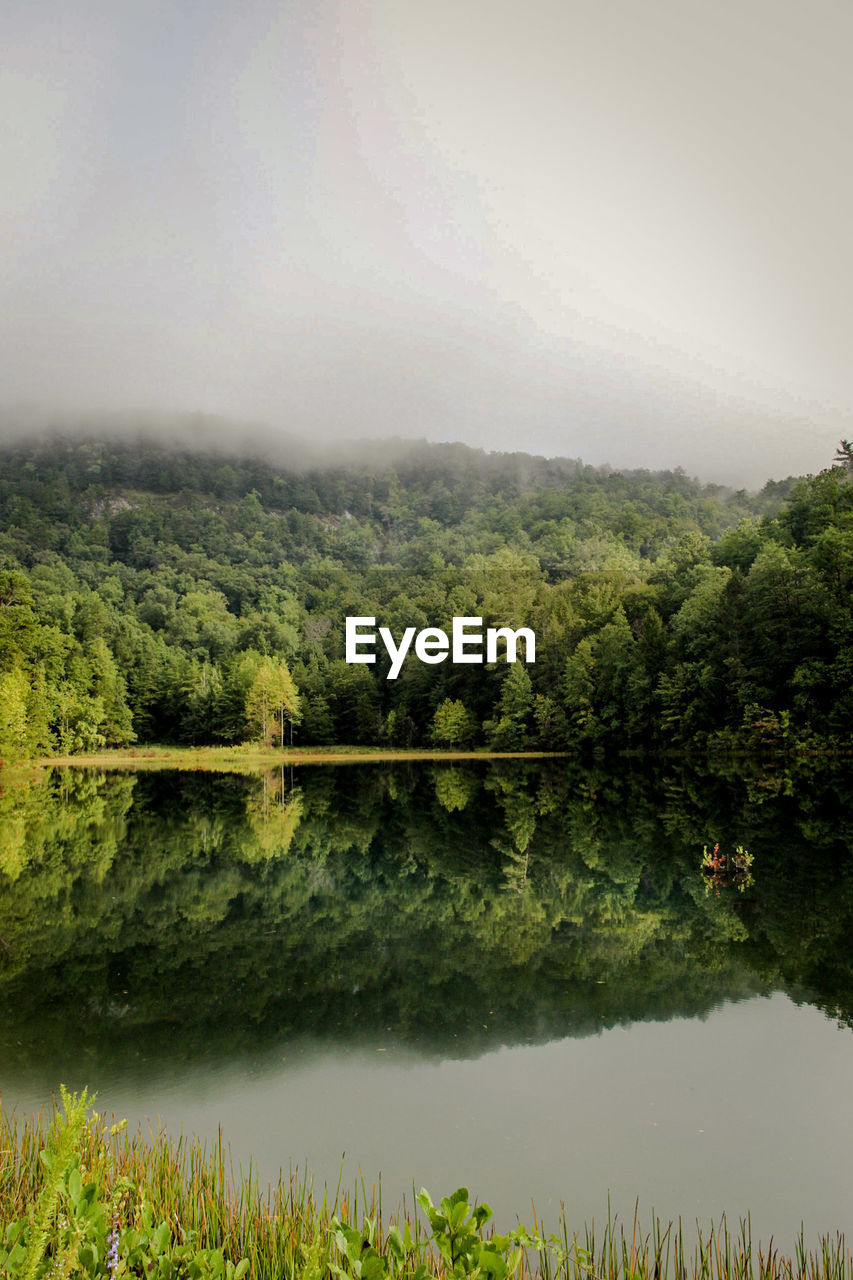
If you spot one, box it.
[106,1213,120,1277]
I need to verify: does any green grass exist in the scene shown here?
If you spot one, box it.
[1,1100,851,1280]
[29,743,561,773]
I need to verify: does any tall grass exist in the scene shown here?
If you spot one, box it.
[0,1101,407,1280]
[1,1099,851,1280]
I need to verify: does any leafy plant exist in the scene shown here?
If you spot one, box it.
[0,1090,248,1280]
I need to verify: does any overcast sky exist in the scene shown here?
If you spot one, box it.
[3,0,851,485]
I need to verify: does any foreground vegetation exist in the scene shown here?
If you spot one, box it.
[1,432,852,761]
[2,1090,852,1280]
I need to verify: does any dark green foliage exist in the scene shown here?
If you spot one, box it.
[0,432,848,756]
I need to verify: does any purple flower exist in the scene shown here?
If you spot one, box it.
[107,1215,120,1277]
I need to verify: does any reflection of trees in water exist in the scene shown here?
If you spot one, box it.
[246,766,304,860]
[0,756,851,1071]
[0,770,137,981]
[431,765,478,813]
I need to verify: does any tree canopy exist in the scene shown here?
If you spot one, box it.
[0,431,848,758]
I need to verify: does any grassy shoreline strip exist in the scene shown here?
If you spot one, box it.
[1,1099,852,1280]
[29,745,565,772]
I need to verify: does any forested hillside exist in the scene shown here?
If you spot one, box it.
[0,433,849,758]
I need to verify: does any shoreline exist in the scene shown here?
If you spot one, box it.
[28,744,566,772]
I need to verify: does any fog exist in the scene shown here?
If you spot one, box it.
[3,0,851,487]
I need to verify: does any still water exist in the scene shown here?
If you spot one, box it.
[1,758,852,1242]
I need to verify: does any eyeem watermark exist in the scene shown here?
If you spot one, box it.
[345,616,535,680]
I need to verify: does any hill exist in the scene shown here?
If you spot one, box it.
[0,429,847,756]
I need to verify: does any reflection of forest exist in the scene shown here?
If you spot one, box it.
[0,758,851,1072]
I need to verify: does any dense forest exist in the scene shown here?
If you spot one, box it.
[0,432,850,758]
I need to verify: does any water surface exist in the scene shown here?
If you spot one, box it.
[1,758,852,1242]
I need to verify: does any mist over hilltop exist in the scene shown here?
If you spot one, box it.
[0,416,848,763]
[0,404,815,493]
[4,1,852,490]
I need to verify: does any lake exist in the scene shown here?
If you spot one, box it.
[1,756,852,1244]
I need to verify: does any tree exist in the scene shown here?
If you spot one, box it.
[245,658,301,747]
[0,571,38,670]
[486,663,533,749]
[431,698,476,747]
[0,668,30,760]
[834,439,853,472]
[88,637,135,745]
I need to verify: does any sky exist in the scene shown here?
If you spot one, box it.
[2,0,851,486]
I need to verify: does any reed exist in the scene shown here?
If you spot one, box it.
[1,1099,851,1280]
